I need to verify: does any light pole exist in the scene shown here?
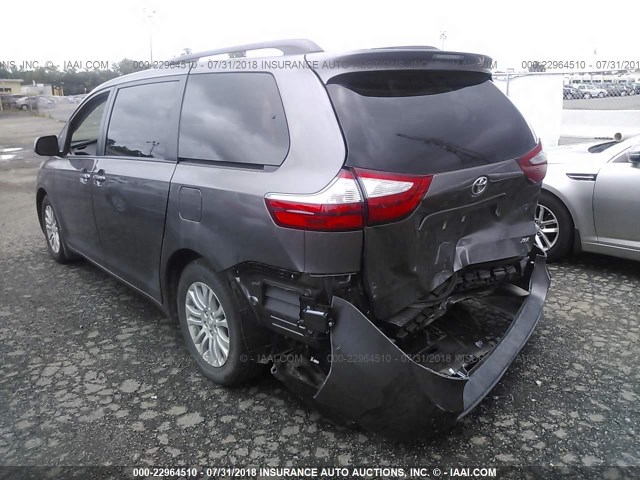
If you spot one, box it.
[143,8,156,63]
[440,31,447,50]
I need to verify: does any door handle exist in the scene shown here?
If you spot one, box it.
[94,169,106,186]
[80,172,91,184]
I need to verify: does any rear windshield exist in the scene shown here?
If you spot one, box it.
[326,70,537,175]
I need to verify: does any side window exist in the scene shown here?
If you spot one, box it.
[105,81,179,159]
[68,94,108,156]
[179,73,289,166]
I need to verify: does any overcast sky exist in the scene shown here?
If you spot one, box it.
[2,0,636,71]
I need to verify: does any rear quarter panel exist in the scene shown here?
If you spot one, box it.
[161,65,361,282]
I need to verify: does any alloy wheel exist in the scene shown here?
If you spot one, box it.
[44,205,61,253]
[534,204,560,252]
[185,282,230,367]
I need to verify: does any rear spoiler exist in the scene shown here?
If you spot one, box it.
[306,49,494,83]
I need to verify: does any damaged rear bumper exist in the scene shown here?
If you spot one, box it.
[312,252,550,439]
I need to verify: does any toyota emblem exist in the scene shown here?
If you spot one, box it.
[471,176,488,195]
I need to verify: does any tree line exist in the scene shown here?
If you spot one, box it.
[0,59,148,95]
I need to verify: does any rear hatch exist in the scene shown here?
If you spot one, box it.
[311,51,545,319]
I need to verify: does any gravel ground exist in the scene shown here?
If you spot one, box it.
[0,116,638,476]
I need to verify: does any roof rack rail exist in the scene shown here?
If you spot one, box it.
[372,45,439,50]
[169,39,323,62]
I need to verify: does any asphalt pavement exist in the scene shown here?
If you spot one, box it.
[0,115,638,475]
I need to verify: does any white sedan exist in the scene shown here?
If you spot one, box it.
[537,136,640,261]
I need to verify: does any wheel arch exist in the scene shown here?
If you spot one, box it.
[539,187,578,251]
[36,188,47,232]
[540,186,577,225]
[162,248,203,321]
[162,248,273,357]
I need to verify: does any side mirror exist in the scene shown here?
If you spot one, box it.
[627,146,640,165]
[34,135,60,157]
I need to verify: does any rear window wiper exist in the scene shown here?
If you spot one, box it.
[396,133,489,164]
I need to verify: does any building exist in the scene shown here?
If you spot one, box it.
[21,83,53,96]
[0,79,24,94]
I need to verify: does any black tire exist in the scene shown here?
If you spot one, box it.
[537,191,574,262]
[583,93,591,99]
[598,92,605,98]
[20,104,28,111]
[41,195,72,264]
[177,260,262,386]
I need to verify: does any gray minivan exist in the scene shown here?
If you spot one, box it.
[34,39,550,439]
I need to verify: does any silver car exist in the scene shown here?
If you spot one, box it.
[537,136,640,261]
[574,84,608,98]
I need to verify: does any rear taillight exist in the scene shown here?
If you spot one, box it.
[517,142,547,183]
[265,168,432,231]
[265,170,364,231]
[354,168,433,226]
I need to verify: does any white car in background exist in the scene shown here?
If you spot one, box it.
[537,136,640,261]
[573,84,607,99]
